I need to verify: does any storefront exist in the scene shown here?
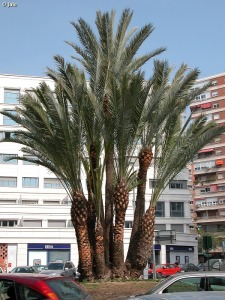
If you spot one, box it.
[27,243,71,266]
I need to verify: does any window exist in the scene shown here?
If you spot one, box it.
[154,224,166,231]
[22,177,39,188]
[218,173,224,179]
[212,91,218,97]
[0,177,17,187]
[48,220,66,227]
[0,132,15,140]
[4,89,20,104]
[170,202,184,217]
[169,180,187,189]
[213,103,219,108]
[171,224,184,232]
[218,186,225,192]
[23,220,42,227]
[195,95,200,100]
[0,154,17,164]
[216,149,222,155]
[149,179,158,189]
[124,221,133,228]
[0,220,17,227]
[215,137,221,143]
[44,178,63,189]
[23,155,38,165]
[165,276,205,293]
[155,202,165,217]
[2,110,17,126]
[214,113,220,120]
[200,94,206,100]
[211,80,218,86]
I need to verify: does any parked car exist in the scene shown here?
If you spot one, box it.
[144,271,225,295]
[40,260,76,278]
[0,273,93,299]
[10,266,37,273]
[148,263,181,278]
[197,263,205,271]
[32,264,46,273]
[129,291,225,299]
[180,263,198,272]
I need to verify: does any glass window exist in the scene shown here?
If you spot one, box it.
[0,154,17,164]
[44,178,63,189]
[0,220,17,227]
[124,221,133,228]
[149,179,158,189]
[46,278,91,299]
[3,111,17,126]
[212,91,218,97]
[48,220,66,227]
[23,220,42,227]
[23,155,38,165]
[22,177,39,188]
[0,177,17,187]
[169,180,187,189]
[4,90,20,104]
[214,113,220,120]
[171,224,184,232]
[155,202,165,217]
[166,277,205,293]
[170,202,184,217]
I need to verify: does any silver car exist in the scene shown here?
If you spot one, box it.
[131,291,225,299]
[40,260,76,278]
[130,272,225,298]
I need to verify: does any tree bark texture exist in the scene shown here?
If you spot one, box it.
[126,147,153,268]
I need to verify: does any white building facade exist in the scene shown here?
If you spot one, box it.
[0,73,197,272]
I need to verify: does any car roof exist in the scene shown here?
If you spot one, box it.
[0,273,62,284]
[134,291,225,299]
[169,271,225,278]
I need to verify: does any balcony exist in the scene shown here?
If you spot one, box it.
[195,215,225,223]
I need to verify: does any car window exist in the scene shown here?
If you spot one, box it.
[16,284,46,300]
[65,262,72,269]
[47,263,64,270]
[208,276,225,291]
[165,277,205,293]
[46,278,90,300]
[0,280,14,300]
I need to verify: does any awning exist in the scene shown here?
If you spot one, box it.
[201,102,212,109]
[216,160,223,166]
[198,148,214,153]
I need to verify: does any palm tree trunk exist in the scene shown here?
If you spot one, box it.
[95,220,107,278]
[71,191,93,280]
[134,206,155,275]
[113,177,129,277]
[104,151,114,266]
[126,147,153,270]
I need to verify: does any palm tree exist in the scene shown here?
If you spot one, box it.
[68,8,165,271]
[125,62,225,276]
[1,65,95,280]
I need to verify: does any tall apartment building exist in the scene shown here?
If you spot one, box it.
[0,73,197,272]
[190,73,225,250]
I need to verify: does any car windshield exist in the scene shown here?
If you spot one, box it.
[46,278,91,299]
[47,263,64,270]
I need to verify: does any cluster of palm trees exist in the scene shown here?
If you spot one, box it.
[1,9,224,280]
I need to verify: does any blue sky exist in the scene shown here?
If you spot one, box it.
[1,0,225,79]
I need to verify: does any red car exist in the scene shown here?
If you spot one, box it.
[148,263,181,278]
[0,273,93,299]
